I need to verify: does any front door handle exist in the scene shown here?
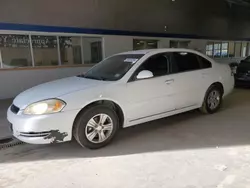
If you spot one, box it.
[165,79,174,84]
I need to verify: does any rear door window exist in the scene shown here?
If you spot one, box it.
[171,52,201,74]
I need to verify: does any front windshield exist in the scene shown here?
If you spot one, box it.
[81,54,144,81]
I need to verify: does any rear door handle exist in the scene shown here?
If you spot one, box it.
[201,73,209,77]
[165,79,174,84]
[201,73,209,76]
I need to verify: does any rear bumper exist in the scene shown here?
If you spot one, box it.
[235,78,250,87]
[7,107,79,144]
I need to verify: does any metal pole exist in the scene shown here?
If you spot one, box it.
[233,42,236,57]
[247,42,250,56]
[102,37,105,60]
[220,41,222,59]
[0,50,3,68]
[57,36,61,65]
[29,34,35,67]
[212,42,214,58]
[240,42,243,57]
[81,37,84,64]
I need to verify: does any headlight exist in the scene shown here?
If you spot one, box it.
[23,99,66,115]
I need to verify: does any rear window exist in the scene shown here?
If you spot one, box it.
[198,56,212,69]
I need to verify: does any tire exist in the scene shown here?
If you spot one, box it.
[73,105,119,149]
[200,85,223,114]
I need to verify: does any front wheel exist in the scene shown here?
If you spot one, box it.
[200,86,223,114]
[73,105,119,149]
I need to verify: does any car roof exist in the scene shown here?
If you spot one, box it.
[118,48,202,55]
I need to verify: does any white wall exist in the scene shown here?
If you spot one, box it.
[0,66,91,99]
[103,35,133,57]
[158,38,170,48]
[189,39,207,53]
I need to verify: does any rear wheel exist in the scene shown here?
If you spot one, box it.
[200,85,223,114]
[73,105,119,149]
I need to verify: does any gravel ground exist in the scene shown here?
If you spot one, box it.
[0,89,250,188]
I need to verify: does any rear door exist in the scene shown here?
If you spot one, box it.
[170,52,213,109]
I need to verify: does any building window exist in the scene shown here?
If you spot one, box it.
[206,42,213,57]
[59,36,82,65]
[133,39,158,50]
[206,41,250,58]
[82,37,103,64]
[31,35,59,66]
[221,42,229,57]
[170,40,178,48]
[0,34,32,68]
[213,42,221,57]
[0,34,103,69]
[170,40,190,48]
[206,42,228,58]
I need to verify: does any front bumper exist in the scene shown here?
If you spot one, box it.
[7,107,79,144]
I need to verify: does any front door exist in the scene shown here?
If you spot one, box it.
[126,53,175,121]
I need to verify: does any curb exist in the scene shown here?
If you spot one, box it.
[0,136,24,150]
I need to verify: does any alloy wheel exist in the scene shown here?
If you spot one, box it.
[85,113,113,144]
[207,90,221,110]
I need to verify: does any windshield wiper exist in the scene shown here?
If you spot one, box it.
[77,74,85,78]
[79,74,107,81]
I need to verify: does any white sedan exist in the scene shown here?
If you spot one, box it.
[7,49,234,149]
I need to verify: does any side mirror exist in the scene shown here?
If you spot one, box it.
[136,70,153,80]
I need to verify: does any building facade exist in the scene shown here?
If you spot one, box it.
[0,0,250,99]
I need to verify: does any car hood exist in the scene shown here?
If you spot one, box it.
[13,76,104,109]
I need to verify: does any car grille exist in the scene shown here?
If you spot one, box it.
[10,104,20,114]
[19,131,51,137]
